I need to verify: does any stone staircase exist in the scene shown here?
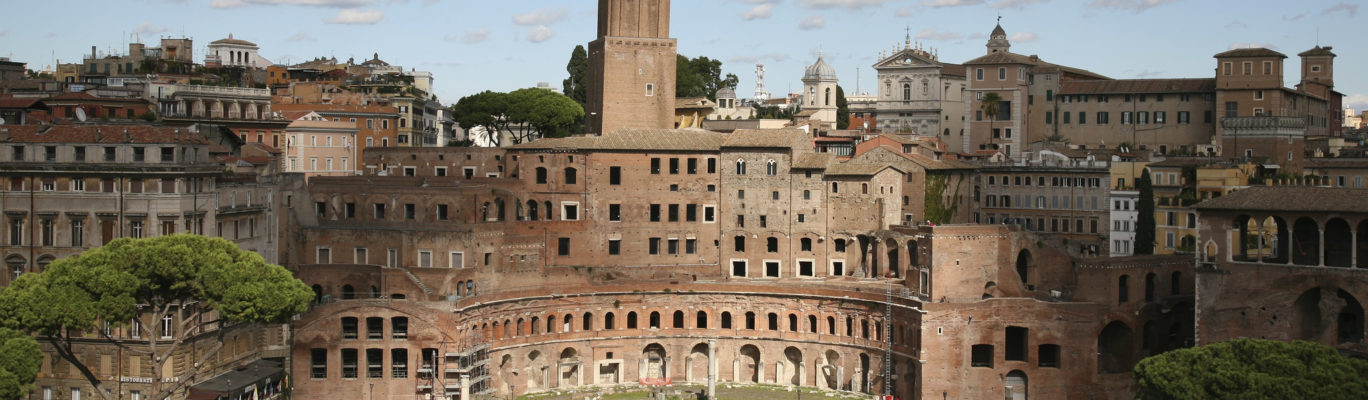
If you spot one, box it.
[402,269,435,295]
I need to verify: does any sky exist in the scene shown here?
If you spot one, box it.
[2,0,1365,112]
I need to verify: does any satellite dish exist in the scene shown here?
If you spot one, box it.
[0,117,6,125]
[74,108,87,122]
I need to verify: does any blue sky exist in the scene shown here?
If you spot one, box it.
[2,0,1364,111]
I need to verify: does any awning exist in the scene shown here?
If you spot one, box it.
[187,359,285,400]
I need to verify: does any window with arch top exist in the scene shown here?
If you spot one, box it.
[766,159,777,176]
[903,83,911,101]
[736,159,746,175]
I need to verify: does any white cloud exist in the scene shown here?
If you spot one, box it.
[527,25,554,43]
[1282,13,1306,21]
[285,32,316,42]
[916,28,962,41]
[1225,20,1246,28]
[1009,32,1037,42]
[991,0,1047,9]
[211,0,371,8]
[1324,2,1359,17]
[1345,94,1368,112]
[920,0,983,7]
[895,7,912,16]
[513,7,568,26]
[131,22,169,36]
[799,15,826,29]
[1086,0,1180,13]
[741,4,775,20]
[801,0,888,9]
[325,8,383,24]
[728,53,791,64]
[458,27,490,44]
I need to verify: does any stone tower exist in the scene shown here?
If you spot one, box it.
[586,0,677,135]
[1297,46,1335,99]
[801,53,839,130]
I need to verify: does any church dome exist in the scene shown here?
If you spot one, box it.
[716,86,736,99]
[804,55,837,81]
[990,23,1006,39]
[211,33,256,47]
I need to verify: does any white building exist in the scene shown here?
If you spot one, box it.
[1110,190,1139,257]
[205,34,271,69]
[801,54,839,130]
[872,34,967,142]
[1346,108,1362,129]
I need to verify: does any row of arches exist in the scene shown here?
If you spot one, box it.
[310,280,476,302]
[472,308,911,347]
[498,342,898,396]
[1230,215,1368,268]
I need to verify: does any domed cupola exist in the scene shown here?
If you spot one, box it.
[987,23,1011,54]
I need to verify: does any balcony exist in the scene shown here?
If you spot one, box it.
[1221,116,1307,137]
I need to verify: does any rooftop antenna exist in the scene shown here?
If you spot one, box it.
[905,26,911,49]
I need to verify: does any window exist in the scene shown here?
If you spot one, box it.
[1039,344,1061,368]
[765,261,779,277]
[608,239,621,255]
[341,348,358,378]
[687,158,698,174]
[998,67,1006,80]
[686,204,697,222]
[535,167,547,184]
[649,238,661,255]
[418,250,432,267]
[557,237,570,256]
[645,83,654,96]
[1242,61,1252,75]
[686,239,697,254]
[971,344,993,368]
[703,205,715,223]
[610,166,622,184]
[975,68,984,80]
[391,348,408,378]
[735,159,746,175]
[564,167,577,184]
[650,204,661,222]
[70,220,83,247]
[436,204,448,220]
[668,204,680,222]
[733,236,746,252]
[374,203,386,219]
[766,159,777,175]
[160,314,173,339]
[609,204,621,221]
[1006,326,1028,361]
[561,202,578,220]
[130,221,143,238]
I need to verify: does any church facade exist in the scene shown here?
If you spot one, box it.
[874,35,967,151]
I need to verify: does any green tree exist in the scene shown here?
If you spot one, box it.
[676,55,737,101]
[451,89,584,146]
[1134,338,1368,399]
[836,85,850,130]
[0,235,314,400]
[562,45,588,106]
[980,92,1003,151]
[451,90,511,146]
[0,328,41,400]
[1136,168,1156,255]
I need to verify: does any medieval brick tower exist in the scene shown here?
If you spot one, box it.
[586,0,677,135]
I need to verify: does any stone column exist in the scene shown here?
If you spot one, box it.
[732,358,740,383]
[685,355,694,383]
[852,368,862,392]
[776,361,785,386]
[1320,228,1327,267]
[798,361,805,387]
[708,339,716,400]
[837,366,845,391]
[1352,230,1358,267]
[459,373,470,400]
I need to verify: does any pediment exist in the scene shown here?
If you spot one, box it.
[874,49,940,69]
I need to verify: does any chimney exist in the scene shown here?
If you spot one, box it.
[92,46,97,59]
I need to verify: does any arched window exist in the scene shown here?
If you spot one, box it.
[627,312,638,329]
[672,311,684,328]
[903,83,911,101]
[766,159,777,176]
[736,159,746,175]
[825,87,832,106]
[767,313,778,330]
[563,167,577,185]
[862,183,868,194]
[583,312,593,331]
[721,312,732,329]
[788,314,798,331]
[696,311,708,328]
[827,316,836,334]
[808,315,818,333]
[604,312,615,329]
[832,182,839,193]
[745,312,756,330]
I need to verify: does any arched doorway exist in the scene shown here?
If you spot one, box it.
[642,343,667,381]
[1005,370,1028,400]
[1294,287,1365,344]
[737,345,761,383]
[885,238,899,278]
[858,353,871,393]
[820,350,841,390]
[1325,218,1353,267]
[526,350,546,390]
[1292,217,1320,265]
[783,347,803,386]
[688,343,709,383]
[1097,321,1134,373]
[558,348,580,388]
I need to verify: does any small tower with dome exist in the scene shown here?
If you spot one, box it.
[802,52,840,129]
[986,22,1011,54]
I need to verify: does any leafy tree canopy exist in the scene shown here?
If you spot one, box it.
[450,89,583,147]
[1134,338,1368,400]
[676,55,738,101]
[0,328,41,400]
[562,45,589,106]
[0,235,313,400]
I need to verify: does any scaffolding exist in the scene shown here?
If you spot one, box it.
[415,332,490,400]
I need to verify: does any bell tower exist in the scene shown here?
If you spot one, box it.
[586,0,677,135]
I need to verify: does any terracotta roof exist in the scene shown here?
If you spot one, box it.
[1297,46,1335,57]
[243,142,282,154]
[1304,158,1368,169]
[1213,48,1286,59]
[793,153,832,169]
[940,62,965,77]
[825,161,891,176]
[676,97,715,109]
[1060,78,1215,95]
[0,125,209,144]
[963,52,1107,79]
[1194,186,1368,213]
[271,103,399,115]
[510,128,726,152]
[721,129,809,149]
[0,98,43,109]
